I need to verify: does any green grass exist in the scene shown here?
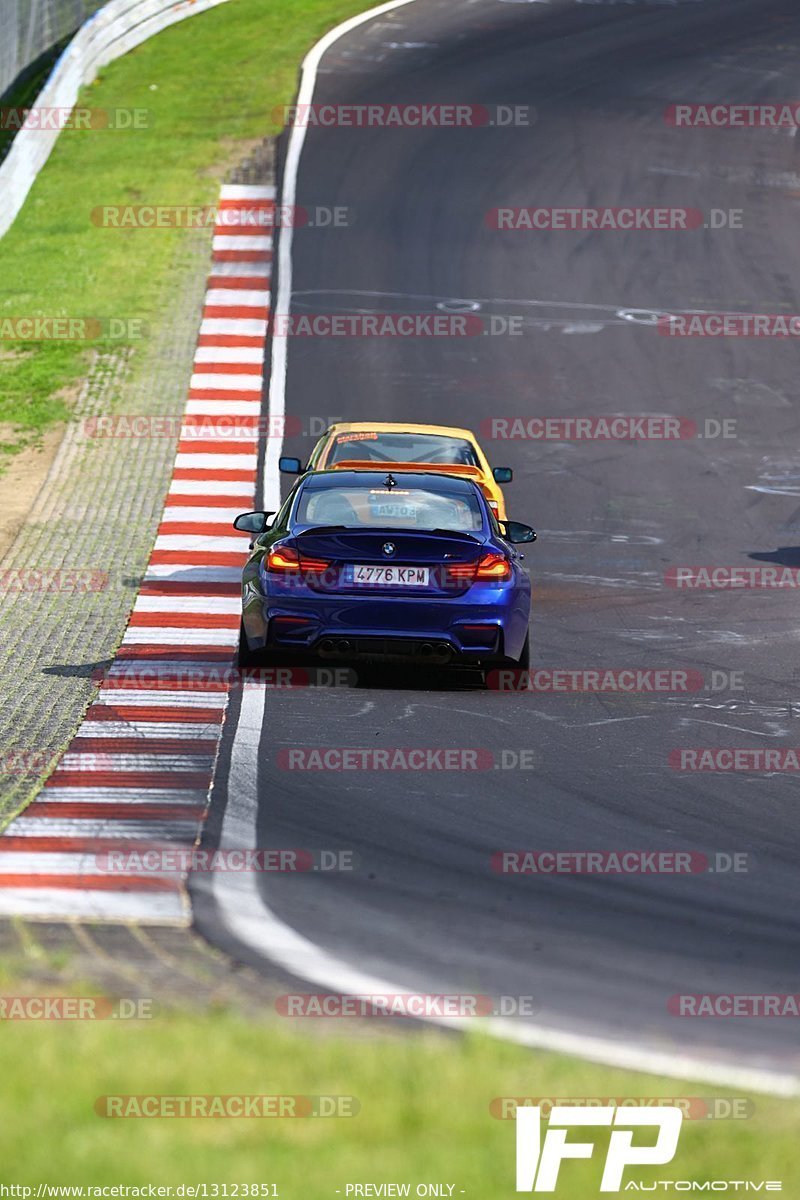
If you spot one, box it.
[0,972,797,1194]
[0,0,378,465]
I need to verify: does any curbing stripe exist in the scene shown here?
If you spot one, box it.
[211,235,273,250]
[194,346,265,364]
[0,889,188,920]
[200,319,267,337]
[0,184,268,921]
[190,373,263,389]
[6,821,201,839]
[191,360,263,373]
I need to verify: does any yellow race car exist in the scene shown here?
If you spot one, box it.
[280,422,513,520]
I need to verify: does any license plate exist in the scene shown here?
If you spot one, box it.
[369,502,417,520]
[350,564,429,586]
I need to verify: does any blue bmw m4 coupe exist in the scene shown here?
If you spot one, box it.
[233,469,535,671]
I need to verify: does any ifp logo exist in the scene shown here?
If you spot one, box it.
[516,1105,683,1192]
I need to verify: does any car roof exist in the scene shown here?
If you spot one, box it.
[326,421,478,441]
[301,468,480,494]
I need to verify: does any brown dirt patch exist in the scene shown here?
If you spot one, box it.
[0,425,65,562]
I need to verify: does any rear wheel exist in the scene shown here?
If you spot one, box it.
[237,621,263,670]
[492,630,529,671]
[238,621,316,675]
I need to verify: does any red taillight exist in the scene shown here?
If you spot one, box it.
[266,546,331,575]
[267,546,301,572]
[444,553,511,584]
[445,562,479,581]
[475,552,512,581]
[300,554,332,573]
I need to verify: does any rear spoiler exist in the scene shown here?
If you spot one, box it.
[329,460,483,479]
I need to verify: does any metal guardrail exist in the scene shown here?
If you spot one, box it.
[0,0,102,99]
[0,0,232,241]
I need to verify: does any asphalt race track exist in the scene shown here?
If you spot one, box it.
[193,0,800,1087]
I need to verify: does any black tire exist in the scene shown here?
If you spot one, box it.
[237,621,263,670]
[490,630,530,671]
[238,621,310,674]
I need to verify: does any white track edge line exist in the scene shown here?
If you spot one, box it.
[264,0,419,510]
[215,687,800,1098]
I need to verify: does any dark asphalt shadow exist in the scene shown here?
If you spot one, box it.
[747,547,800,567]
[42,658,114,679]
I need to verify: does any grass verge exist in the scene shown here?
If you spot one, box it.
[0,0,378,468]
[0,964,796,1194]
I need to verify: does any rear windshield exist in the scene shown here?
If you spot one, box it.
[294,483,484,532]
[327,432,479,467]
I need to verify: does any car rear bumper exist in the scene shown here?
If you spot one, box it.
[316,636,471,665]
[242,586,530,663]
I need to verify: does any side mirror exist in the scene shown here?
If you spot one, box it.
[279,456,304,474]
[493,466,513,484]
[503,521,537,544]
[233,511,273,534]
